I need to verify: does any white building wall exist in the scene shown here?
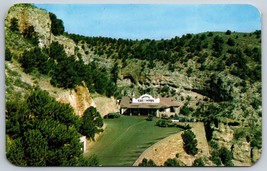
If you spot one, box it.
[79,136,86,153]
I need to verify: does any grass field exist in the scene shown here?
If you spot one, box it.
[85,115,182,166]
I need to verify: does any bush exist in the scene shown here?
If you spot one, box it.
[156,119,168,127]
[219,147,233,166]
[164,158,180,166]
[227,38,235,46]
[181,130,198,155]
[146,114,153,121]
[225,30,232,35]
[180,105,194,116]
[104,113,120,119]
[5,47,12,61]
[81,107,103,141]
[209,152,222,166]
[49,12,64,36]
[22,25,39,44]
[138,158,156,166]
[10,18,19,32]
[192,157,205,166]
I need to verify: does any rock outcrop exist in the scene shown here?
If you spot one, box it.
[56,82,95,116]
[6,4,76,56]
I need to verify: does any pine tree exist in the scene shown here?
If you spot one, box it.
[181,129,198,155]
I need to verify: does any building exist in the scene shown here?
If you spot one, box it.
[120,94,180,117]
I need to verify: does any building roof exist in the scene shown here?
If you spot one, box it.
[120,96,179,109]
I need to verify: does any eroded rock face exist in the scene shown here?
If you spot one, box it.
[232,140,251,164]
[6,4,76,56]
[56,82,95,116]
[210,121,258,166]
[212,122,234,149]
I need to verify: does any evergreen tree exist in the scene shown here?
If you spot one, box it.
[5,47,12,61]
[6,89,99,166]
[49,12,64,36]
[181,129,198,155]
[138,158,157,166]
[163,158,180,166]
[212,35,224,57]
[22,25,39,44]
[192,157,205,166]
[10,18,19,32]
[81,106,103,141]
[219,147,234,166]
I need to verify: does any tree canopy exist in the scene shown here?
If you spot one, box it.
[181,129,198,155]
[6,89,99,166]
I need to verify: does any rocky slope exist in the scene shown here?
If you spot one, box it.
[5,4,116,117]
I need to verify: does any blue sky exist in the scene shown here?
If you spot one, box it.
[35,4,261,40]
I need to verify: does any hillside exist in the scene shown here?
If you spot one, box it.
[5,4,261,166]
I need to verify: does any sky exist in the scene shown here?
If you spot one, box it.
[35,4,261,40]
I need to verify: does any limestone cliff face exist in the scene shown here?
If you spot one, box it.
[210,120,261,166]
[6,4,76,56]
[55,82,96,116]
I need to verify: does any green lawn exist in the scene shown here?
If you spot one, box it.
[85,115,182,166]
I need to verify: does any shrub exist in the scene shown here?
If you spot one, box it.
[181,129,198,155]
[146,114,153,121]
[225,30,232,35]
[192,157,205,166]
[219,147,233,166]
[227,38,235,46]
[5,47,12,61]
[164,158,180,166]
[138,158,156,166]
[104,113,120,119]
[49,12,64,36]
[10,18,19,32]
[22,25,39,44]
[210,151,222,166]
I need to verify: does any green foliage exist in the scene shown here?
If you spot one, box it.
[51,57,83,88]
[254,30,261,39]
[146,114,153,121]
[5,47,12,61]
[22,25,39,44]
[180,104,194,116]
[48,41,67,61]
[212,35,224,57]
[186,67,193,77]
[208,73,233,102]
[163,158,180,166]
[23,129,47,166]
[181,129,198,155]
[6,89,98,166]
[225,30,232,35]
[81,106,103,141]
[138,158,157,166]
[219,147,233,166]
[192,157,205,166]
[10,18,19,32]
[19,47,50,74]
[209,151,222,166]
[250,130,262,149]
[111,61,119,85]
[156,119,168,127]
[49,12,64,36]
[6,138,27,166]
[227,38,235,46]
